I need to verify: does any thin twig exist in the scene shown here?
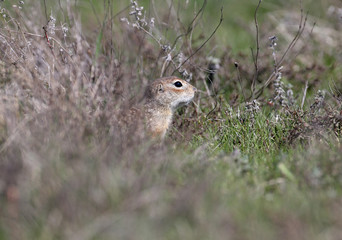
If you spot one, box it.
[42,22,57,60]
[161,0,207,75]
[109,0,114,58]
[288,21,315,65]
[106,4,131,24]
[235,62,246,102]
[254,1,307,99]
[329,79,342,102]
[170,0,207,50]
[0,116,34,154]
[164,0,174,38]
[172,7,223,75]
[160,54,170,77]
[278,12,308,67]
[43,0,48,22]
[90,0,101,27]
[251,0,262,99]
[301,80,308,110]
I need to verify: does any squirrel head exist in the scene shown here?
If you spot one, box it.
[145,76,197,111]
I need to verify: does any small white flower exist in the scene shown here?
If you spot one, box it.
[150,17,155,27]
[120,18,130,25]
[166,53,172,62]
[48,15,56,35]
[62,26,68,37]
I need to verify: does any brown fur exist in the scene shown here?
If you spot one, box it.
[120,76,196,139]
[143,76,196,138]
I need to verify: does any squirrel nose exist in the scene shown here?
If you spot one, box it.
[193,86,197,92]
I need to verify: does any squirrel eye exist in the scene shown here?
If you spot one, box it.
[174,81,183,88]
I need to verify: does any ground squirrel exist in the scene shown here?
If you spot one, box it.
[144,76,197,138]
[121,76,196,139]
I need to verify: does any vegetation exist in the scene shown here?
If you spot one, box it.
[0,0,341,239]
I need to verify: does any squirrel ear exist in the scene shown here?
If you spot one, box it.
[157,83,164,93]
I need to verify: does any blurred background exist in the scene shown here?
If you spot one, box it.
[28,0,342,51]
[3,0,340,52]
[0,0,341,239]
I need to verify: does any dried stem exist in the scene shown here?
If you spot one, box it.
[162,0,208,75]
[171,0,207,50]
[172,7,223,75]
[251,0,262,99]
[235,62,246,102]
[254,1,307,99]
[43,0,48,21]
[301,80,308,110]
